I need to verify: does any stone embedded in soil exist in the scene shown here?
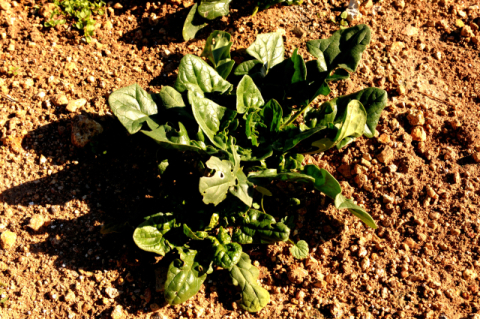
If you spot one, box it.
[464,269,477,281]
[292,27,305,38]
[105,287,119,299]
[66,98,87,113]
[53,94,69,106]
[28,215,45,231]
[411,126,427,142]
[377,146,394,164]
[0,1,11,11]
[461,25,475,38]
[473,152,480,163]
[64,290,76,303]
[407,109,425,126]
[111,305,124,319]
[71,115,103,148]
[113,3,123,9]
[288,266,308,284]
[1,231,16,250]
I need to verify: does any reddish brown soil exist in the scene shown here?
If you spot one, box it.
[1,0,480,318]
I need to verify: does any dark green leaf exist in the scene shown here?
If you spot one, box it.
[175,55,232,96]
[234,60,263,76]
[108,84,158,134]
[290,240,309,259]
[217,60,235,79]
[133,213,176,256]
[182,3,208,41]
[228,253,270,312]
[165,249,207,304]
[214,241,242,268]
[233,209,290,244]
[198,0,232,20]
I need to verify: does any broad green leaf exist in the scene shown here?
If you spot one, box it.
[261,99,283,133]
[158,86,185,109]
[229,169,253,207]
[189,92,237,150]
[233,209,290,244]
[335,194,377,229]
[182,3,207,41]
[272,125,327,153]
[326,88,388,138]
[214,242,242,269]
[234,60,262,76]
[202,30,232,67]
[133,213,176,256]
[108,84,158,134]
[303,165,342,199]
[217,60,235,79]
[290,240,309,259]
[199,156,236,205]
[183,224,205,240]
[175,55,232,97]
[309,99,367,153]
[236,75,265,114]
[306,24,371,73]
[291,48,307,84]
[198,0,231,20]
[247,169,315,186]
[246,32,284,71]
[165,249,207,304]
[228,253,270,312]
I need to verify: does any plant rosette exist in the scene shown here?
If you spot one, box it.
[108,25,386,312]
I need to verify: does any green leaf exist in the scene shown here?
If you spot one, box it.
[229,169,253,207]
[335,194,377,229]
[217,226,231,244]
[228,253,270,312]
[198,0,232,20]
[133,213,176,256]
[183,224,206,240]
[306,24,371,73]
[309,99,367,152]
[290,240,309,259]
[202,31,232,66]
[182,3,208,41]
[246,32,284,71]
[214,241,242,268]
[261,99,283,133]
[157,86,186,109]
[199,156,236,205]
[189,92,237,150]
[217,60,235,79]
[290,48,307,84]
[165,249,207,304]
[248,169,315,186]
[233,209,290,244]
[175,55,232,97]
[236,75,265,114]
[158,159,169,175]
[108,84,158,134]
[302,165,342,199]
[234,60,263,76]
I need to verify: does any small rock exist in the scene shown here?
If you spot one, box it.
[389,41,405,52]
[337,164,352,178]
[53,94,69,106]
[397,85,406,95]
[394,0,405,9]
[426,186,438,199]
[65,62,77,72]
[404,238,418,249]
[22,78,34,89]
[411,126,426,142]
[382,194,394,204]
[473,152,480,163]
[1,231,16,250]
[434,52,442,60]
[105,287,119,299]
[86,76,96,84]
[377,146,394,164]
[292,27,305,38]
[104,20,113,30]
[456,19,465,28]
[66,98,87,113]
[438,243,448,251]
[64,290,76,303]
[287,266,308,284]
[295,290,305,300]
[71,115,103,148]
[36,91,46,100]
[150,303,160,311]
[407,109,425,126]
[464,269,477,281]
[377,133,391,144]
[111,305,124,319]
[402,25,419,36]
[429,212,440,220]
[28,215,44,231]
[461,25,475,38]
[361,257,370,271]
[0,1,12,11]
[113,3,123,9]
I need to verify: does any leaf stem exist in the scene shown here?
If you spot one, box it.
[287,239,295,245]
[280,102,312,129]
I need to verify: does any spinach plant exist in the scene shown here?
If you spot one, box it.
[182,0,302,41]
[108,25,386,312]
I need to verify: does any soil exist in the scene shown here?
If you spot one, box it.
[1,0,480,318]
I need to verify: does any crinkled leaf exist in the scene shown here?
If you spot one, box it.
[164,249,207,304]
[198,0,231,20]
[306,24,371,73]
[214,242,242,268]
[236,75,265,114]
[108,84,158,134]
[189,92,237,150]
[290,240,309,259]
[228,253,270,313]
[133,213,176,256]
[233,209,290,244]
[182,3,208,41]
[335,194,377,229]
[175,55,232,97]
[157,86,186,109]
[199,156,236,205]
[246,32,284,71]
[217,226,231,244]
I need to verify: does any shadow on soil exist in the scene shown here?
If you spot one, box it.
[0,112,342,317]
